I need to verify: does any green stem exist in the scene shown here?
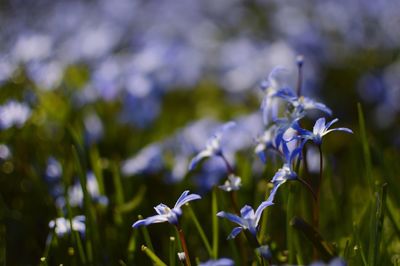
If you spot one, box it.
[141,245,167,266]
[212,187,219,259]
[169,237,176,266]
[138,215,154,251]
[176,225,191,266]
[187,206,213,256]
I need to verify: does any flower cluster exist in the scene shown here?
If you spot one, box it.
[130,57,353,265]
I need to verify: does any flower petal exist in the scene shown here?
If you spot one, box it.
[240,205,255,219]
[227,227,243,239]
[217,211,245,227]
[132,214,168,228]
[255,200,274,225]
[267,180,285,203]
[188,149,213,170]
[313,117,327,135]
[174,191,201,209]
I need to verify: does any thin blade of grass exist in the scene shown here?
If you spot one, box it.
[357,103,373,191]
[211,186,219,259]
[127,229,138,265]
[89,146,105,194]
[111,162,125,225]
[290,216,336,261]
[368,183,387,266]
[138,215,154,251]
[187,205,213,256]
[169,236,176,266]
[0,224,5,266]
[141,245,167,266]
[72,145,95,265]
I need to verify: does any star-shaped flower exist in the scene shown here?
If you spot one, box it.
[132,191,201,227]
[217,200,273,239]
[274,89,332,117]
[188,121,236,171]
[294,117,353,145]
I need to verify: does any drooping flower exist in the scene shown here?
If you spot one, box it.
[49,216,86,237]
[294,117,353,145]
[199,258,235,266]
[217,200,273,239]
[218,174,241,192]
[259,66,289,125]
[132,190,201,227]
[254,125,278,163]
[188,121,236,171]
[266,140,302,203]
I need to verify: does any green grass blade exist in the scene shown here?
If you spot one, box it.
[287,183,295,264]
[141,245,167,266]
[187,205,213,256]
[0,224,5,266]
[89,146,105,194]
[368,183,387,266]
[138,215,154,251]
[111,162,125,225]
[211,186,219,259]
[72,145,95,265]
[127,229,138,265]
[357,103,373,190]
[353,223,368,266]
[169,237,176,266]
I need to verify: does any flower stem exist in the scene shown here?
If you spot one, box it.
[312,144,323,259]
[175,225,191,266]
[211,187,219,259]
[220,153,234,175]
[141,245,167,266]
[297,177,317,201]
[296,55,304,97]
[230,191,240,214]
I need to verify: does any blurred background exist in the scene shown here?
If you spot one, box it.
[0,0,399,265]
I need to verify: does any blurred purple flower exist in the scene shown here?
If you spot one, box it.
[0,101,31,129]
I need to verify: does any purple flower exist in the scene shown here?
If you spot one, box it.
[188,121,236,171]
[259,66,289,125]
[217,200,273,239]
[218,174,241,192]
[294,117,353,145]
[266,140,302,203]
[132,190,201,227]
[274,89,332,117]
[199,258,234,266]
[49,216,86,237]
[0,101,31,129]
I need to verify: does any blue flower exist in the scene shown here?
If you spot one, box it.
[49,216,86,237]
[218,174,241,192]
[266,140,302,203]
[294,117,353,145]
[132,190,201,227]
[259,67,289,125]
[188,121,236,171]
[274,89,332,117]
[254,125,278,163]
[0,100,31,129]
[199,258,235,266]
[217,200,273,239]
